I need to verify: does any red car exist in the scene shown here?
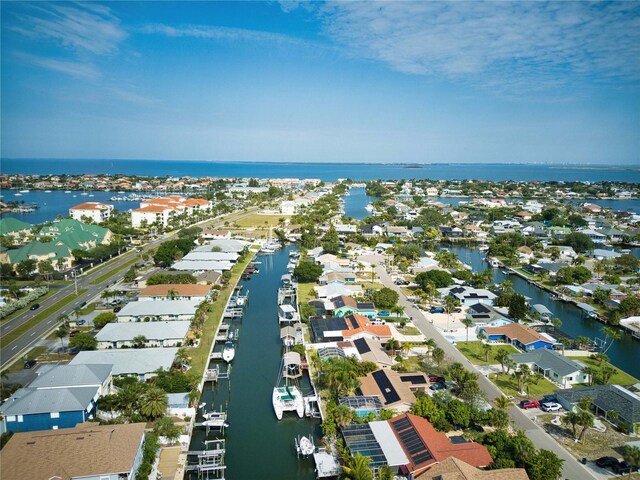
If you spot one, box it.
[429,376,445,383]
[519,399,540,409]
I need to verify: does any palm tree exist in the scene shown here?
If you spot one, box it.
[175,348,190,372]
[392,304,405,323]
[562,410,581,440]
[54,326,68,356]
[386,338,401,357]
[444,295,458,331]
[132,335,147,349]
[494,396,512,410]
[504,357,517,375]
[342,452,373,480]
[431,346,445,367]
[623,446,640,479]
[577,409,594,442]
[512,364,532,394]
[482,342,492,363]
[601,326,621,355]
[333,404,354,428]
[139,387,168,419]
[401,342,412,358]
[494,348,511,374]
[462,318,474,343]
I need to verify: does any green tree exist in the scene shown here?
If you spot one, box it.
[322,224,340,254]
[293,261,323,282]
[153,417,183,443]
[562,232,594,253]
[386,338,401,357]
[93,312,117,329]
[431,346,445,366]
[507,293,528,320]
[371,287,399,310]
[16,259,36,278]
[54,326,68,355]
[415,270,453,289]
[481,342,492,363]
[68,332,98,351]
[623,445,640,478]
[139,387,168,419]
[37,259,54,282]
[342,452,373,480]
[494,348,511,374]
[132,335,147,348]
[526,449,564,480]
[494,396,512,410]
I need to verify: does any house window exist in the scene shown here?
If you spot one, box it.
[17,415,23,422]
[50,412,60,418]
[52,426,58,430]
[567,377,573,381]
[5,416,16,422]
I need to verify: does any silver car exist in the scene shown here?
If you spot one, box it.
[541,402,562,412]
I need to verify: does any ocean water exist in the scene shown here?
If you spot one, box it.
[3,158,640,182]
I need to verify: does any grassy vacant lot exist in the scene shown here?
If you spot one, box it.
[186,253,255,380]
[490,372,557,398]
[297,282,317,307]
[1,289,88,347]
[457,341,519,366]
[233,214,289,228]
[567,356,638,385]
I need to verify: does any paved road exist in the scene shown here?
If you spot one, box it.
[362,255,597,480]
[0,207,260,369]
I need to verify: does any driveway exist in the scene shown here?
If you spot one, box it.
[358,254,598,480]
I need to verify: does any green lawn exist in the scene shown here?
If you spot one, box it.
[567,356,638,385]
[396,325,421,336]
[234,214,289,228]
[490,372,558,398]
[3,346,48,374]
[297,282,316,306]
[457,341,519,366]
[186,253,255,380]
[1,289,88,349]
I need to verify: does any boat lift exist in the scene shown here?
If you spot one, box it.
[186,439,227,479]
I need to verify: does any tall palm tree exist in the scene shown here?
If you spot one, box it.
[342,452,374,480]
[494,348,511,374]
[54,327,68,356]
[140,387,168,419]
[494,396,512,410]
[386,338,401,357]
[444,295,458,331]
[601,326,621,355]
[401,342,412,358]
[462,318,474,343]
[431,346,445,367]
[482,342,492,363]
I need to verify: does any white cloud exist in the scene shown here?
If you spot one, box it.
[313,1,640,92]
[11,2,126,56]
[14,51,100,80]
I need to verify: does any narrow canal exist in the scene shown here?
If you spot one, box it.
[344,187,372,220]
[189,247,320,479]
[449,244,640,378]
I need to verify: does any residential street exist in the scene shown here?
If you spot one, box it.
[360,254,598,480]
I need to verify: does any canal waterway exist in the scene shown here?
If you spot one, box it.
[344,187,372,220]
[449,244,639,379]
[189,247,320,480]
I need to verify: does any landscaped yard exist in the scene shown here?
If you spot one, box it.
[457,341,519,366]
[396,325,421,336]
[567,356,639,385]
[490,372,557,398]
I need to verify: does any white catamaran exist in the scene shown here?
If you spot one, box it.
[272,351,304,420]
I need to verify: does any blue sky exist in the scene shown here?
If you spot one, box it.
[1,1,639,164]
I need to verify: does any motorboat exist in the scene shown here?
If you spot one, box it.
[222,341,235,363]
[295,435,315,457]
[364,203,374,212]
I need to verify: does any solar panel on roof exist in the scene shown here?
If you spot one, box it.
[406,440,426,455]
[354,337,371,354]
[372,370,400,405]
[391,416,411,431]
[412,451,433,465]
[400,375,427,385]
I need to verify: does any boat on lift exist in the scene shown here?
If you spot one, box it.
[295,435,315,457]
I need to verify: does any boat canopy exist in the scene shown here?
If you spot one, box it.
[280,326,296,338]
[279,304,297,314]
[283,351,302,366]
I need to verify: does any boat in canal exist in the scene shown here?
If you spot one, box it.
[273,350,304,420]
[222,341,235,363]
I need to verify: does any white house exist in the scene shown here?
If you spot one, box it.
[138,284,213,302]
[69,348,178,381]
[509,349,589,387]
[69,202,114,223]
[96,321,191,349]
[116,299,200,322]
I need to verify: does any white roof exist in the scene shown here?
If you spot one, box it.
[194,239,249,253]
[70,348,178,376]
[96,321,191,342]
[117,299,200,317]
[171,260,233,271]
[182,252,239,262]
[369,421,409,466]
[279,304,297,313]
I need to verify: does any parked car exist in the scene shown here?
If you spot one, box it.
[430,306,445,314]
[540,402,562,412]
[454,307,462,313]
[542,395,557,403]
[69,330,80,338]
[378,311,390,317]
[23,359,37,369]
[429,382,446,391]
[595,456,620,469]
[76,319,86,326]
[429,375,446,383]
[113,306,122,313]
[615,461,639,475]
[519,399,541,409]
[394,279,409,285]
[29,303,40,311]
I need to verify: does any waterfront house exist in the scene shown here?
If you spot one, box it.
[578,228,607,244]
[597,227,625,243]
[591,248,622,260]
[386,225,412,238]
[478,323,556,351]
[0,422,146,480]
[555,385,640,434]
[530,304,553,321]
[311,314,392,343]
[96,321,191,349]
[194,238,250,253]
[318,271,357,285]
[138,283,214,301]
[171,259,233,272]
[520,221,547,238]
[548,226,572,239]
[316,282,363,299]
[201,228,231,240]
[69,347,178,381]
[357,370,429,413]
[1,364,112,433]
[69,201,114,223]
[116,299,200,322]
[352,338,394,367]
[415,457,529,480]
[341,413,492,475]
[509,349,589,388]
[181,251,239,263]
[439,286,497,306]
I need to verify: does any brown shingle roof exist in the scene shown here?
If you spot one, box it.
[139,284,212,297]
[416,456,529,480]
[0,422,146,480]
[481,323,551,346]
